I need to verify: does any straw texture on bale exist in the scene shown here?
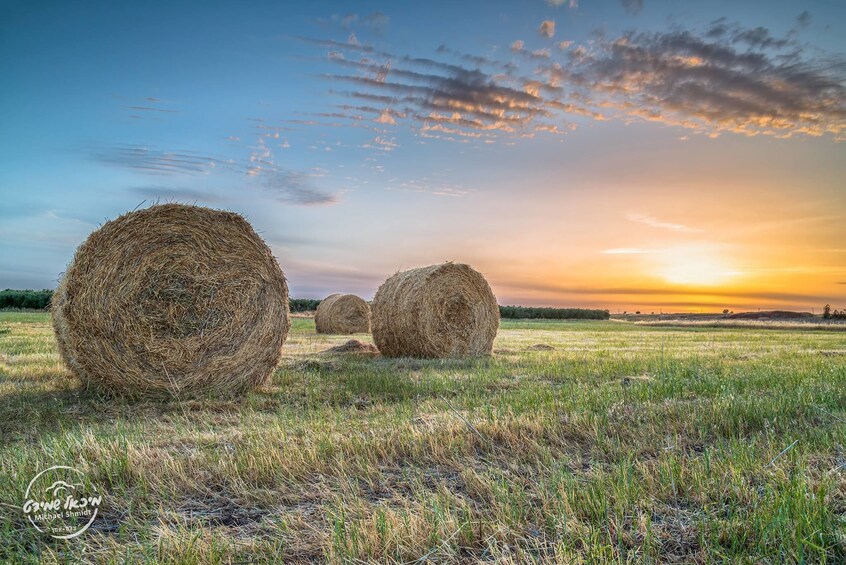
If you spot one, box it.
[52,203,290,398]
[371,262,499,358]
[314,293,371,334]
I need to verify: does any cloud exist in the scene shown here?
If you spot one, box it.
[125,106,178,113]
[620,0,643,15]
[436,44,518,72]
[318,43,549,135]
[374,108,397,124]
[93,142,336,206]
[386,177,471,197]
[362,12,390,34]
[563,25,846,137]
[547,0,578,7]
[329,13,358,28]
[326,11,389,34]
[627,213,702,233]
[261,171,338,205]
[498,279,819,304]
[92,144,225,175]
[128,187,222,203]
[539,20,556,39]
[306,20,845,143]
[602,248,661,254]
[123,96,179,118]
[796,10,811,30]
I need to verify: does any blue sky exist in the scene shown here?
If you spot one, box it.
[2,0,845,311]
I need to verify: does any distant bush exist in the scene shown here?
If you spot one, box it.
[290,298,321,312]
[499,305,609,320]
[0,289,53,310]
[821,304,846,320]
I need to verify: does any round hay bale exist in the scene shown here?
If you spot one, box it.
[371,262,499,358]
[314,293,371,334]
[52,203,290,398]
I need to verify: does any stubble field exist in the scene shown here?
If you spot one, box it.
[1,312,844,563]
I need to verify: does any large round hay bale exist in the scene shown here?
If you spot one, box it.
[371,262,499,358]
[314,293,371,334]
[52,203,290,398]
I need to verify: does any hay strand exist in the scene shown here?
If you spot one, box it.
[51,203,290,398]
[371,262,499,358]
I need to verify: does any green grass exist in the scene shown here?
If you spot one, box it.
[1,312,844,563]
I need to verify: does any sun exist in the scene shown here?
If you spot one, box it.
[658,248,740,286]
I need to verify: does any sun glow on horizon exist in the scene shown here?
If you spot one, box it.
[655,247,740,287]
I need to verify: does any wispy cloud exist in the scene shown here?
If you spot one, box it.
[261,171,338,205]
[125,106,178,113]
[386,176,471,197]
[620,0,644,15]
[497,278,820,303]
[307,37,576,138]
[546,0,578,8]
[91,142,337,206]
[602,247,662,254]
[322,11,390,34]
[123,96,180,118]
[92,144,225,175]
[627,213,702,233]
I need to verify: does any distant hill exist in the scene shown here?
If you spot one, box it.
[727,310,814,320]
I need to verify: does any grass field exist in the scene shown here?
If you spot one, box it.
[1,312,845,563]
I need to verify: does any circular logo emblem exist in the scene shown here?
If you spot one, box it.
[22,466,102,539]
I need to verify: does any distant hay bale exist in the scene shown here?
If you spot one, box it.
[314,293,371,334]
[371,262,499,358]
[51,203,290,398]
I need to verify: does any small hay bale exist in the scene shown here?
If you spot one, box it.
[314,293,371,334]
[371,262,499,358]
[52,203,290,398]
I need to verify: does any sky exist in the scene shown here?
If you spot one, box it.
[1,0,845,312]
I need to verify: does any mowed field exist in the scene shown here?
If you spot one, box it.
[1,312,845,564]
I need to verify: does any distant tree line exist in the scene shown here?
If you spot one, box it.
[0,289,53,310]
[2,290,609,320]
[823,304,846,320]
[289,298,321,312]
[0,290,324,313]
[499,305,610,320]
